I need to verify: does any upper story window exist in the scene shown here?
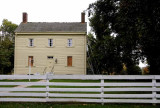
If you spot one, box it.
[68,39,72,47]
[48,39,53,47]
[29,39,34,47]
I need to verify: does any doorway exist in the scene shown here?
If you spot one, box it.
[46,56,54,73]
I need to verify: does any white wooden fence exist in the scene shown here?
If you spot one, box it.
[0,75,160,104]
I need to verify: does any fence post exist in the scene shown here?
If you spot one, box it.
[101,78,104,105]
[28,58,31,81]
[46,74,49,102]
[152,76,157,105]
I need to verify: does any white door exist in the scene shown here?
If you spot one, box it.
[46,56,54,73]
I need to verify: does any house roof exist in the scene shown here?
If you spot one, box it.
[15,22,87,33]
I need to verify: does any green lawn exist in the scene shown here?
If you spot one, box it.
[0,103,160,108]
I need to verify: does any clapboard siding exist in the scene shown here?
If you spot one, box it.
[0,75,160,104]
[14,35,87,75]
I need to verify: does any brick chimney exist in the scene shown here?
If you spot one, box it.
[81,12,85,23]
[22,12,28,23]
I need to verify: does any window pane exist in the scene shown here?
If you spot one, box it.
[51,39,53,46]
[29,39,34,46]
[68,39,72,47]
[48,39,53,47]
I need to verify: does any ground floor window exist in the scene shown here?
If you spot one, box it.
[67,56,72,66]
[28,56,34,67]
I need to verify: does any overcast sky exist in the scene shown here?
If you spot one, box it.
[0,0,97,32]
[0,0,147,68]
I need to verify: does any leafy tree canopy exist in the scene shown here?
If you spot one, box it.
[0,19,18,37]
[0,19,17,74]
[87,0,160,74]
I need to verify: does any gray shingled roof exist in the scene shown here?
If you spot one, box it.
[15,22,87,33]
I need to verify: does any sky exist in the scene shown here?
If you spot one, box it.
[0,0,97,32]
[0,0,147,68]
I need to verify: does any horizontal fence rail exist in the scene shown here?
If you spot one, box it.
[0,75,160,104]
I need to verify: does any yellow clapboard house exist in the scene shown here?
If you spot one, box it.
[14,12,87,75]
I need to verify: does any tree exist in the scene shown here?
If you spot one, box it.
[87,0,125,74]
[139,0,160,75]
[88,0,160,75]
[127,65,142,75]
[0,37,14,74]
[112,0,143,74]
[117,0,160,74]
[0,19,18,40]
[88,0,118,40]
[87,33,99,74]
[87,33,123,74]
[0,19,17,74]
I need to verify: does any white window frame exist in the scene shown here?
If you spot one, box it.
[29,39,34,47]
[47,56,54,59]
[48,39,53,47]
[67,39,72,47]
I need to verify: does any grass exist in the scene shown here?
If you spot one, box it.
[0,103,160,108]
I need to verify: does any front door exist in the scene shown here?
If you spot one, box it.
[46,56,54,73]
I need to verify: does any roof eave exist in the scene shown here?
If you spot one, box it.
[15,32,87,35]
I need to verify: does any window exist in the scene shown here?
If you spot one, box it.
[29,39,34,47]
[67,39,72,47]
[67,56,72,66]
[48,39,53,47]
[47,56,53,59]
[28,56,34,67]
